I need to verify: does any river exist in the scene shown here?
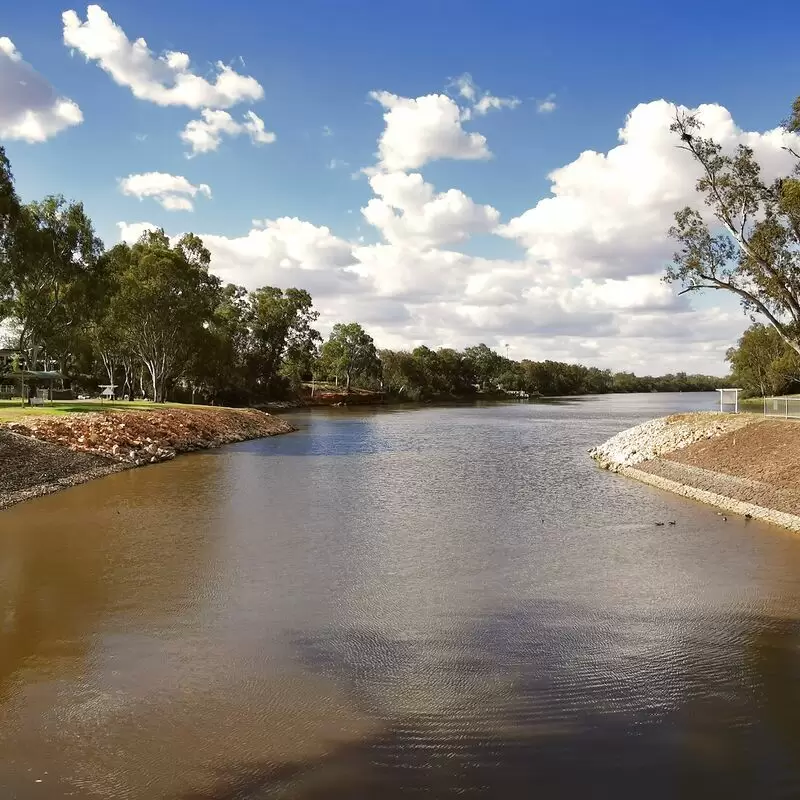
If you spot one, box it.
[2,393,800,798]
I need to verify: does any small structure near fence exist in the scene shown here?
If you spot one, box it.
[717,388,742,413]
[764,396,800,419]
[1,369,64,407]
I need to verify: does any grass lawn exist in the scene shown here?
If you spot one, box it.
[0,399,224,422]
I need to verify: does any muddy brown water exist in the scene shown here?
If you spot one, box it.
[2,394,800,799]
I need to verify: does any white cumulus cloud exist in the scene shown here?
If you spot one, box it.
[180,109,276,156]
[118,95,800,375]
[0,37,83,142]
[369,90,491,171]
[119,172,212,211]
[117,220,160,244]
[118,217,363,300]
[62,4,262,109]
[499,99,800,281]
[362,170,500,249]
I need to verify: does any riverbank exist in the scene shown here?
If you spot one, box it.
[0,406,294,510]
[590,412,800,530]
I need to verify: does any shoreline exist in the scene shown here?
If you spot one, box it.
[590,412,800,530]
[0,407,294,512]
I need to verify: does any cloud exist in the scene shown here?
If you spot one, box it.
[498,99,800,281]
[196,217,369,299]
[327,158,349,170]
[179,108,276,156]
[361,170,500,249]
[62,4,262,109]
[117,216,363,299]
[537,94,557,113]
[322,125,333,137]
[119,172,211,211]
[369,90,491,171]
[452,73,521,118]
[119,97,800,374]
[0,37,83,142]
[117,220,160,243]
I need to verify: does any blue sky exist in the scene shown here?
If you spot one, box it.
[3,1,800,373]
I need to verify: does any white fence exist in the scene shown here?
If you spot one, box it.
[764,396,800,419]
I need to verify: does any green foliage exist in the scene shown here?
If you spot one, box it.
[107,230,220,402]
[464,343,505,389]
[4,194,103,371]
[379,346,722,400]
[246,287,320,397]
[381,346,476,400]
[0,147,21,318]
[319,322,380,390]
[666,100,800,354]
[726,323,800,397]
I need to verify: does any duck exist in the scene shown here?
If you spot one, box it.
[668,521,676,526]
[655,521,665,527]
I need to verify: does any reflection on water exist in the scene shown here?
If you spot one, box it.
[2,394,800,798]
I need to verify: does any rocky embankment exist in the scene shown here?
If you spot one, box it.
[588,412,755,471]
[0,407,294,510]
[590,412,800,531]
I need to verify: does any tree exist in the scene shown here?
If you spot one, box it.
[666,100,800,355]
[109,230,220,402]
[246,287,320,397]
[0,147,21,320]
[5,195,103,367]
[319,322,380,390]
[464,344,504,390]
[726,323,800,397]
[187,283,250,404]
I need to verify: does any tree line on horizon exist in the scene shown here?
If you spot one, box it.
[0,144,743,406]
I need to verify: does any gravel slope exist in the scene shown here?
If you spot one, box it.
[588,412,756,471]
[0,407,294,511]
[590,413,800,529]
[0,429,122,510]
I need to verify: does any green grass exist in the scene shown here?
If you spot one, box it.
[0,399,228,422]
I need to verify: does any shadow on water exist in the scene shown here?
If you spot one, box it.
[177,603,800,800]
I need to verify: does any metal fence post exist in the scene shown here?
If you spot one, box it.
[786,397,789,419]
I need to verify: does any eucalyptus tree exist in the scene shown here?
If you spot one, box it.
[108,230,221,402]
[0,147,21,320]
[5,195,103,371]
[319,322,380,390]
[666,97,800,354]
[246,286,320,397]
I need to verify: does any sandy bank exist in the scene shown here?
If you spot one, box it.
[0,407,294,511]
[590,412,800,531]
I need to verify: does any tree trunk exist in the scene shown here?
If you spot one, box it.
[145,361,159,403]
[122,361,133,399]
